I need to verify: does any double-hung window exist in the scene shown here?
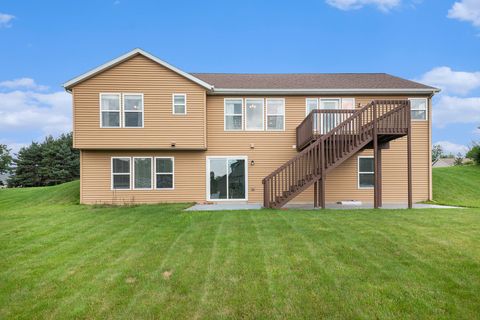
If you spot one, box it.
[173,94,187,115]
[123,94,143,127]
[112,157,131,189]
[245,98,264,131]
[133,157,152,189]
[266,98,285,130]
[306,98,318,116]
[358,156,374,189]
[155,157,174,189]
[409,98,428,120]
[225,99,243,131]
[100,93,121,127]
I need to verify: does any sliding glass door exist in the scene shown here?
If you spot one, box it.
[207,157,247,201]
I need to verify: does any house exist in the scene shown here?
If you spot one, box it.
[433,158,456,168]
[63,48,439,208]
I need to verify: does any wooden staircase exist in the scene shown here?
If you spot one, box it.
[262,100,412,209]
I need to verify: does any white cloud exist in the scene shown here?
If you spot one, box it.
[434,140,469,155]
[0,85,71,149]
[0,78,48,91]
[0,12,15,28]
[326,0,401,11]
[0,139,28,155]
[448,0,480,27]
[417,67,480,95]
[433,95,480,128]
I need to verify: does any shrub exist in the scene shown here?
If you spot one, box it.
[466,144,480,165]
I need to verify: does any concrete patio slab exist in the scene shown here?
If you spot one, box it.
[186,202,461,211]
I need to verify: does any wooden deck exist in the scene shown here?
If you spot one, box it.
[263,100,412,209]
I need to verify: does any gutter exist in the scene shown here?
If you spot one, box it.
[209,88,441,95]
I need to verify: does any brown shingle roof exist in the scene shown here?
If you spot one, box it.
[190,73,435,90]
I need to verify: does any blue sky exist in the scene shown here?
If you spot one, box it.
[1,0,480,155]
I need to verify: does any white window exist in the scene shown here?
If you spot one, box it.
[224,99,243,131]
[358,156,374,189]
[133,157,152,190]
[245,98,264,131]
[155,157,174,189]
[173,94,187,115]
[341,98,355,109]
[266,98,285,130]
[112,157,131,190]
[100,93,121,128]
[123,94,144,127]
[409,98,428,120]
[306,98,318,116]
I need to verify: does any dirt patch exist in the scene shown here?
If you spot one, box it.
[125,277,136,284]
[162,270,173,280]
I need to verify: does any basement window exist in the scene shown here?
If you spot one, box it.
[112,157,131,190]
[133,157,152,190]
[358,156,374,189]
[155,157,174,189]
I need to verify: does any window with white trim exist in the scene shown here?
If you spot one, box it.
[123,94,143,127]
[112,157,131,189]
[100,93,121,127]
[173,94,187,114]
[225,99,243,130]
[409,98,428,120]
[341,98,355,109]
[306,98,318,116]
[155,157,174,189]
[245,98,264,130]
[266,98,285,130]
[133,157,152,189]
[358,157,374,189]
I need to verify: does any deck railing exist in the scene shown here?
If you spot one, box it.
[296,101,410,151]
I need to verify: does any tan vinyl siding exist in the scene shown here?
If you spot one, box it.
[81,150,206,205]
[79,94,431,205]
[73,55,206,150]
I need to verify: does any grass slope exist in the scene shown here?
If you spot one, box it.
[1,181,480,319]
[433,165,480,208]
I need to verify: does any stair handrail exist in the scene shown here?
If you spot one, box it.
[262,102,374,182]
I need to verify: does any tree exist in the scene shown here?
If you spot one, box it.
[466,143,480,165]
[432,144,443,163]
[454,153,464,166]
[8,133,79,187]
[0,144,13,174]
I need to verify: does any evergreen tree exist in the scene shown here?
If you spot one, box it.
[8,133,79,187]
[0,144,13,174]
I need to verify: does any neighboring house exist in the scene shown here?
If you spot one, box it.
[432,157,469,168]
[63,49,439,208]
[433,158,456,168]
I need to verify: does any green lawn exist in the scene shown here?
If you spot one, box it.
[432,164,480,208]
[1,181,480,319]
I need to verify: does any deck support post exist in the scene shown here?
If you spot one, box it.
[376,147,383,208]
[373,102,380,209]
[319,178,325,209]
[407,101,413,209]
[314,181,318,208]
[320,139,326,209]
